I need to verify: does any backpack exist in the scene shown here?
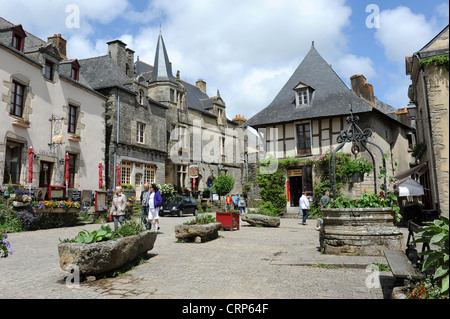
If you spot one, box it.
[239,198,245,206]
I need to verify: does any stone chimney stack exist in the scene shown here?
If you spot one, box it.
[350,74,366,97]
[107,40,134,78]
[196,79,206,94]
[47,34,67,57]
[350,74,375,104]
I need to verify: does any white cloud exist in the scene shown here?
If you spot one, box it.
[374,6,439,64]
[334,54,377,86]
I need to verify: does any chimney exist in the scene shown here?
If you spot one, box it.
[126,48,135,77]
[350,74,375,104]
[196,79,206,94]
[107,39,130,77]
[48,34,67,57]
[350,74,366,97]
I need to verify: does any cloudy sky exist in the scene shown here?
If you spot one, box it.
[1,0,448,120]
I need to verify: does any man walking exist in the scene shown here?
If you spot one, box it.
[316,191,331,231]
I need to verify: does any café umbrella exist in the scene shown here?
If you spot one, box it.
[27,147,33,194]
[65,153,70,188]
[116,164,120,187]
[27,147,33,184]
[98,162,103,189]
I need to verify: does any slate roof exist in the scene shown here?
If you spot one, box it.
[149,33,176,83]
[78,55,133,92]
[246,44,393,128]
[135,60,217,118]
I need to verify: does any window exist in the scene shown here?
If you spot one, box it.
[10,81,25,117]
[120,161,132,184]
[294,82,314,107]
[170,89,175,102]
[66,153,76,187]
[139,90,144,105]
[137,122,145,144]
[4,140,23,184]
[11,26,26,52]
[177,165,187,188]
[296,123,312,156]
[70,60,80,81]
[45,60,54,81]
[144,164,156,184]
[68,105,77,134]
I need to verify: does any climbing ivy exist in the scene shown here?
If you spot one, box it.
[419,55,449,71]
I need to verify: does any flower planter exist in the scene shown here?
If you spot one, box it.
[12,120,30,128]
[12,201,31,207]
[68,135,81,142]
[216,212,240,231]
[320,207,403,256]
[35,208,79,214]
[58,231,157,276]
[174,222,222,243]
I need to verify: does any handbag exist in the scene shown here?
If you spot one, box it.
[109,214,113,222]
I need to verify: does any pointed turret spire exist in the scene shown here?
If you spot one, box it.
[150,32,176,83]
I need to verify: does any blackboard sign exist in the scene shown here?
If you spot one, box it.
[70,190,81,203]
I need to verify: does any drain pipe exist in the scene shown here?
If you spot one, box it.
[113,88,120,187]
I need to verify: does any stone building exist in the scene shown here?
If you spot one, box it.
[136,32,245,194]
[405,25,449,217]
[78,40,168,199]
[246,43,413,209]
[0,17,106,197]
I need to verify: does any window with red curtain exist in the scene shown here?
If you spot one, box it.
[68,104,77,134]
[10,81,25,117]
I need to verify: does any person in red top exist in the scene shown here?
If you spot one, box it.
[226,194,233,211]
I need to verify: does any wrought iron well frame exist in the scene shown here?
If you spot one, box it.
[328,104,387,199]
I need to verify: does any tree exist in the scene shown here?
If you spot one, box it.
[212,174,235,199]
[256,169,286,215]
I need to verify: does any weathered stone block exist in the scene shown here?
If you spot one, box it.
[241,214,280,227]
[58,231,157,276]
[174,222,222,243]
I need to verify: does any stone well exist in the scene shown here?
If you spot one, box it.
[320,207,403,256]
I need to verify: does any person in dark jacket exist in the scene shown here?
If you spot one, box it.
[148,183,162,232]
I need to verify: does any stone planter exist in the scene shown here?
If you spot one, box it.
[241,214,280,227]
[320,207,403,256]
[12,201,30,207]
[34,208,79,214]
[58,231,157,276]
[174,222,222,243]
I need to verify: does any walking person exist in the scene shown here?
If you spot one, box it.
[299,191,310,225]
[109,186,127,230]
[226,194,233,211]
[140,183,151,230]
[238,194,246,214]
[148,183,162,232]
[233,193,239,210]
[316,191,331,231]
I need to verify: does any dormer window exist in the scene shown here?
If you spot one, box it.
[44,60,54,81]
[11,25,26,52]
[294,82,314,107]
[70,60,80,81]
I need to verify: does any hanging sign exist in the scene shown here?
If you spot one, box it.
[189,165,199,178]
[288,169,303,177]
[51,119,64,143]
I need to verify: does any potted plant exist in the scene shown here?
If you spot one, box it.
[216,210,240,231]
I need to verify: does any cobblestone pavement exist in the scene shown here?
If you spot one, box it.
[0,215,400,299]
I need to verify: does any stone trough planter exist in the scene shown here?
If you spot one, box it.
[320,207,403,256]
[174,222,222,243]
[241,214,280,227]
[58,231,157,276]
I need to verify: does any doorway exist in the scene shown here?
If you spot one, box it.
[39,161,53,188]
[135,173,143,200]
[289,176,303,207]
